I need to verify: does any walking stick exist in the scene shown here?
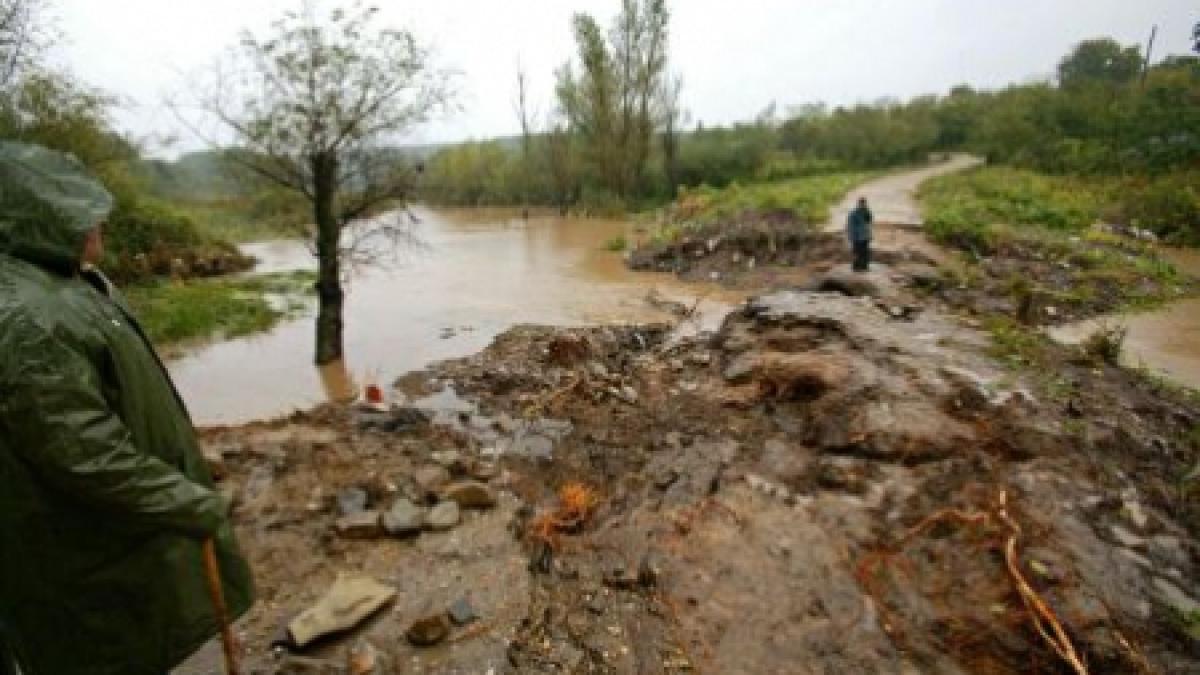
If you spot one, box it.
[202,538,240,675]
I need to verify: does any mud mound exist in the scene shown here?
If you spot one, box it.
[183,291,1200,674]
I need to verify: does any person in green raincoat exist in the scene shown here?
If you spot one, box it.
[0,142,254,675]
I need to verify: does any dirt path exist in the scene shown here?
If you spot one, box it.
[824,153,983,230]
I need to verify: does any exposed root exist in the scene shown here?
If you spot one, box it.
[996,490,1089,675]
[857,490,1091,675]
[522,374,584,419]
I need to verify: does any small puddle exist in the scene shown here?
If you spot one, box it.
[1049,247,1200,389]
[168,207,739,425]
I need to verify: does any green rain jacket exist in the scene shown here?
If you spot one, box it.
[0,142,253,675]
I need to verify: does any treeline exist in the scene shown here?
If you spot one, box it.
[420,34,1200,232]
[0,0,247,282]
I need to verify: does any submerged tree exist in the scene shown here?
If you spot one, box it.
[196,1,450,364]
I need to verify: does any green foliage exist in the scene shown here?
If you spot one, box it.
[1111,171,1200,244]
[778,99,940,167]
[603,234,628,251]
[1057,38,1143,88]
[124,271,315,346]
[1079,323,1128,366]
[674,171,874,225]
[921,167,1101,250]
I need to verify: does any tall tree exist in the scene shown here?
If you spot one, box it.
[0,0,47,91]
[658,72,684,198]
[1057,38,1142,88]
[556,0,670,201]
[196,1,450,364]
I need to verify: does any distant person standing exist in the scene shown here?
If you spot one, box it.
[846,197,873,272]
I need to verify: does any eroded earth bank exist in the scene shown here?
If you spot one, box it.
[186,225,1200,674]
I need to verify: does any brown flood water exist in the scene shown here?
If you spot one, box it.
[168,207,736,425]
[1050,247,1200,389]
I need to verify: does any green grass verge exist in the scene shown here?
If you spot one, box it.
[124,270,316,346]
[675,171,877,225]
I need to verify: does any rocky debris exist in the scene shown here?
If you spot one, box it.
[335,511,382,539]
[381,498,426,536]
[426,500,461,531]
[441,481,498,509]
[413,465,452,500]
[336,487,369,516]
[447,596,479,626]
[1153,577,1200,614]
[202,447,228,481]
[355,406,430,433]
[405,613,451,647]
[430,449,466,473]
[809,268,883,298]
[288,575,397,647]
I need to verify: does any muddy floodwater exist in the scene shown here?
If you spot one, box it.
[1051,247,1200,389]
[168,207,734,425]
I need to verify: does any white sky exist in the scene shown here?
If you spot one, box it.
[49,0,1198,156]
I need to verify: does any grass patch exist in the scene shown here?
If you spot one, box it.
[673,171,877,225]
[603,235,628,252]
[920,167,1103,251]
[124,270,316,346]
[176,197,309,243]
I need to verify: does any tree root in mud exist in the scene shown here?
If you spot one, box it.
[526,481,601,552]
[858,490,1092,675]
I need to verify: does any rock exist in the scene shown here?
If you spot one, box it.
[722,353,758,384]
[588,361,610,378]
[347,639,380,675]
[811,269,881,298]
[202,447,228,481]
[431,450,466,473]
[414,465,452,498]
[335,511,382,539]
[448,596,479,626]
[514,433,555,459]
[638,552,664,588]
[405,613,451,647]
[1154,577,1200,614]
[617,385,639,404]
[1110,524,1146,550]
[442,481,498,509]
[653,469,679,490]
[1122,499,1151,531]
[469,460,500,481]
[426,501,461,531]
[1149,535,1191,569]
[381,499,426,536]
[288,575,398,647]
[336,487,369,517]
[686,352,712,367]
[814,458,868,495]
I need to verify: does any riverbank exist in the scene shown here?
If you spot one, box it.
[180,255,1200,674]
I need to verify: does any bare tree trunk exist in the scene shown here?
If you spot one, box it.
[312,152,344,365]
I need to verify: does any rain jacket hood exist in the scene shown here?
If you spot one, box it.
[0,141,113,272]
[0,142,252,675]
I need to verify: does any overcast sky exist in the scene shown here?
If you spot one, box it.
[50,0,1198,157]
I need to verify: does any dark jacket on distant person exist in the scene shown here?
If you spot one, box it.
[847,203,873,243]
[0,142,254,675]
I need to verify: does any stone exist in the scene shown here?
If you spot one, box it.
[202,447,228,481]
[381,499,425,536]
[414,465,452,498]
[686,352,712,367]
[1154,577,1200,614]
[814,458,868,494]
[335,511,382,539]
[653,469,679,490]
[1122,499,1150,531]
[448,596,479,626]
[722,353,758,384]
[431,450,466,473]
[442,480,498,509]
[426,501,461,531]
[469,460,500,481]
[288,575,397,647]
[1110,524,1146,550]
[812,269,881,298]
[347,639,380,675]
[336,487,369,516]
[638,552,664,588]
[405,614,451,647]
